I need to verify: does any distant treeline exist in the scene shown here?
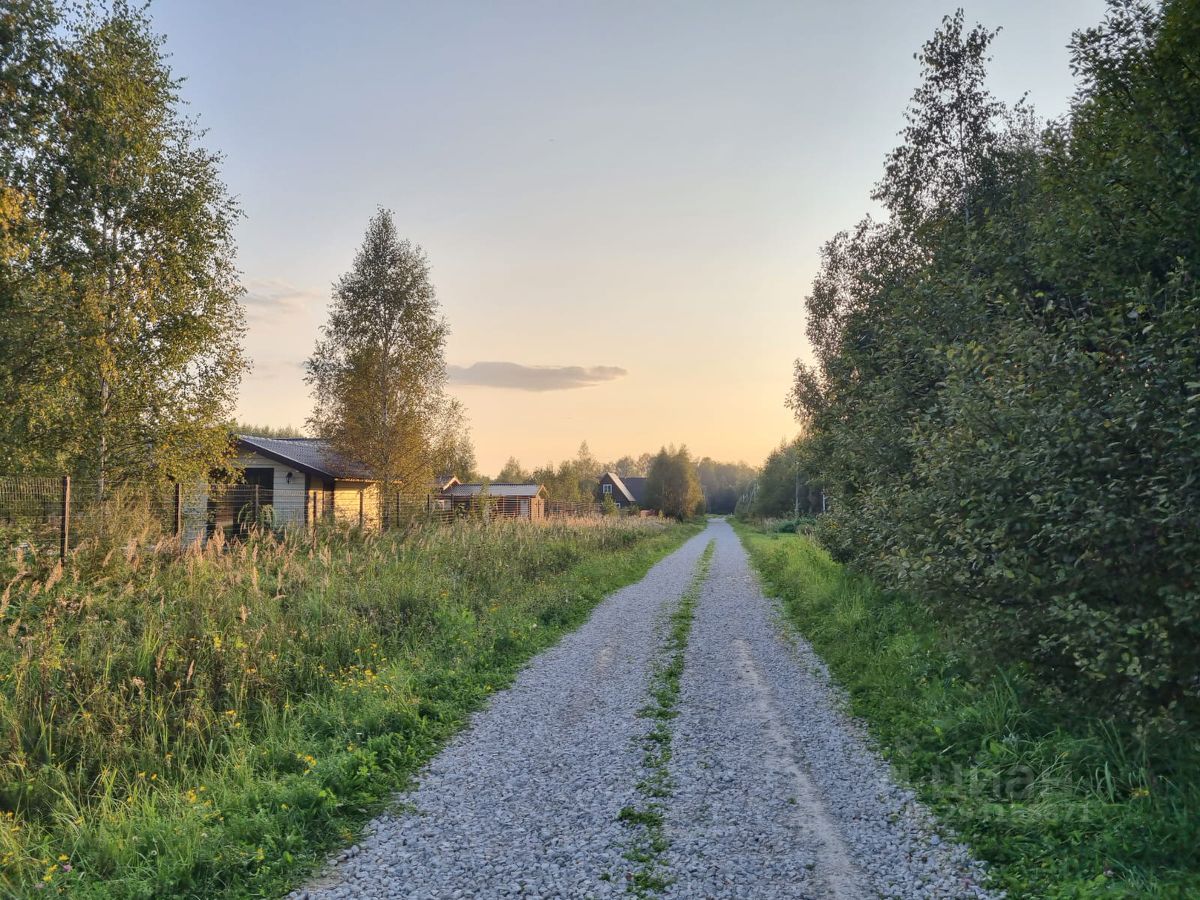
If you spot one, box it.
[791,1,1199,724]
[493,442,756,515]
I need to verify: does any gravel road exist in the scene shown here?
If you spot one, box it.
[293,519,996,900]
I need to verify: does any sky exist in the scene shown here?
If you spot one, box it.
[152,0,1109,476]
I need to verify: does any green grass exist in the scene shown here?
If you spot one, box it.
[620,540,714,896]
[733,523,1200,899]
[0,517,701,898]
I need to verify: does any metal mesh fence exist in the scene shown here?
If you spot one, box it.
[0,476,619,559]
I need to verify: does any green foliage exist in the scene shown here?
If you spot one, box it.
[495,456,533,483]
[0,518,697,897]
[236,423,305,439]
[694,457,756,515]
[790,1,1200,723]
[0,1,247,485]
[645,446,705,521]
[305,209,471,490]
[737,526,1200,898]
[740,437,822,519]
[531,441,601,503]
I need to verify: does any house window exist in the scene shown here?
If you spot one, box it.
[602,483,612,495]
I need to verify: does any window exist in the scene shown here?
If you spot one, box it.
[602,483,612,495]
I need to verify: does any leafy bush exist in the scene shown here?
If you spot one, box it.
[738,526,1200,897]
[791,2,1200,723]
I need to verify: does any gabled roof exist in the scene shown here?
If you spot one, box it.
[601,472,649,505]
[601,472,636,503]
[620,476,649,505]
[445,482,547,499]
[236,435,374,481]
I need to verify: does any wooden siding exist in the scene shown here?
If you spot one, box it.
[332,480,381,530]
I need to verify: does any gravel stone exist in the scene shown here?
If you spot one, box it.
[292,520,999,899]
[662,520,997,899]
[291,530,712,900]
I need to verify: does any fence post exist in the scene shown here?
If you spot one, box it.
[174,482,183,541]
[253,484,260,526]
[305,490,311,530]
[358,489,364,528]
[59,475,71,562]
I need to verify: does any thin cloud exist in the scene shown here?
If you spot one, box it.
[242,279,320,319]
[448,361,628,392]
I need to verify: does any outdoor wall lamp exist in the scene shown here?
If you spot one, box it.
[286,471,294,484]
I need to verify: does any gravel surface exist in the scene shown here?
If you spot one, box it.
[293,520,998,899]
[291,529,712,900]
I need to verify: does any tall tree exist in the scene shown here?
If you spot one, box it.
[495,456,532,483]
[645,445,704,520]
[1,1,247,486]
[306,209,450,494]
[789,0,1200,719]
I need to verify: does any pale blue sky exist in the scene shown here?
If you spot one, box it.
[154,0,1109,473]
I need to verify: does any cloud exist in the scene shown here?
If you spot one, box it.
[448,361,627,392]
[242,279,320,319]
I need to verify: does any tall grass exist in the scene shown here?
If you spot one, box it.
[0,517,698,898]
[735,524,1200,899]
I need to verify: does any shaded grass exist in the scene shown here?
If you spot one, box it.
[734,523,1200,899]
[0,518,700,898]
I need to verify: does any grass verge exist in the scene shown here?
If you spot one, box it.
[0,517,701,898]
[733,522,1200,899]
[619,539,714,895]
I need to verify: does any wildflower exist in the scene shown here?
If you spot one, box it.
[212,635,222,649]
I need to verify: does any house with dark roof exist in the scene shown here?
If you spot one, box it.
[597,472,652,512]
[437,482,548,520]
[231,434,384,528]
[188,435,390,539]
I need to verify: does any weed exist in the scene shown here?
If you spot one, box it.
[619,540,714,895]
[0,518,701,898]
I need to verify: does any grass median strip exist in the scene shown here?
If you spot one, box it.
[618,539,714,895]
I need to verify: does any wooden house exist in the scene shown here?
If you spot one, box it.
[597,472,652,512]
[438,482,548,520]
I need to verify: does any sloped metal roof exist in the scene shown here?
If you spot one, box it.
[445,482,547,498]
[619,476,649,505]
[236,436,375,480]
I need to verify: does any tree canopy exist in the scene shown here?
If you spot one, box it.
[306,209,471,491]
[0,0,247,485]
[645,446,705,520]
[790,0,1200,722]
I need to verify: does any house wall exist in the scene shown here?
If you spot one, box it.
[597,475,631,508]
[233,449,307,527]
[332,480,381,530]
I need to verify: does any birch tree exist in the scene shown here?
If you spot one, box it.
[1,2,247,485]
[306,209,452,494]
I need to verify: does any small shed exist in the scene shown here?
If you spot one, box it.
[189,436,380,541]
[440,482,548,520]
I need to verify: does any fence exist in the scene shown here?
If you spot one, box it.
[0,476,618,560]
